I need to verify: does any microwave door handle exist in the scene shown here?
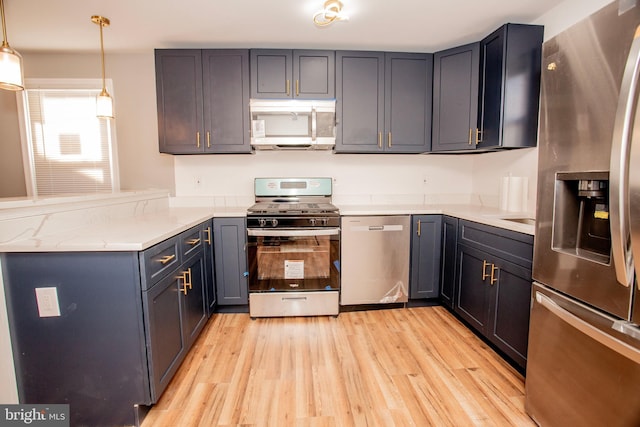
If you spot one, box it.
[610,25,640,288]
[311,107,317,142]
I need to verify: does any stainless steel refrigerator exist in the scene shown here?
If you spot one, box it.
[526,1,640,425]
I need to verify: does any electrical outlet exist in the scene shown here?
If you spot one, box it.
[35,287,61,317]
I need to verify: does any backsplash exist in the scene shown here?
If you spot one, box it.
[173,148,537,211]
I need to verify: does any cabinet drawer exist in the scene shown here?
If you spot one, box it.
[141,237,181,290]
[180,225,204,259]
[458,220,533,269]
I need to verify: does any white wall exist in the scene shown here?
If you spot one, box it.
[175,152,475,205]
[20,52,175,195]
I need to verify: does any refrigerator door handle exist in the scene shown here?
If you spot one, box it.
[536,291,640,363]
[609,25,640,288]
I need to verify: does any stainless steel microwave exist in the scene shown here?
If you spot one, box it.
[249,99,336,150]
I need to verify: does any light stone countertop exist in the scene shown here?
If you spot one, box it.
[337,204,535,235]
[0,199,533,253]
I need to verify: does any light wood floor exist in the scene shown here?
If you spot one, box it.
[141,306,534,426]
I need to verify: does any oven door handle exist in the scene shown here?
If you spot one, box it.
[247,228,340,237]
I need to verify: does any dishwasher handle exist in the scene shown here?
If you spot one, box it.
[351,224,405,232]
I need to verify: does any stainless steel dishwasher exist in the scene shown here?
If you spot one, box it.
[340,215,411,305]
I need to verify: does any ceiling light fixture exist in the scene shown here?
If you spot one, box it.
[0,0,24,90]
[92,15,114,119]
[313,0,348,27]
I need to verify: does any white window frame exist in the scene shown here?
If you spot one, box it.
[17,78,120,197]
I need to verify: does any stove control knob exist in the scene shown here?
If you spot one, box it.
[258,218,267,227]
[309,218,317,226]
[321,218,329,226]
[270,219,278,227]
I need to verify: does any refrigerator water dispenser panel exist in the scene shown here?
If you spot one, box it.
[553,172,611,264]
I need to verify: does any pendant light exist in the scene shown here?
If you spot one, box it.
[92,15,114,119]
[0,0,24,90]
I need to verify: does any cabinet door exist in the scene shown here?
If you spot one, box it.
[250,49,292,99]
[440,216,458,309]
[203,220,216,316]
[455,243,491,334]
[293,50,335,99]
[144,271,185,401]
[181,253,208,347]
[155,49,204,154]
[410,215,442,299]
[431,43,480,152]
[213,217,249,305]
[335,51,385,153]
[488,257,532,369]
[384,53,433,153]
[202,50,251,153]
[478,24,543,149]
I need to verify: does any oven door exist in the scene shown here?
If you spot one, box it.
[247,228,340,292]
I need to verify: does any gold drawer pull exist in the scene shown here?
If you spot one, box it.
[159,254,176,265]
[187,238,201,246]
[490,264,499,285]
[205,227,212,244]
[482,260,491,281]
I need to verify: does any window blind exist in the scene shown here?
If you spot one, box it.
[25,88,115,196]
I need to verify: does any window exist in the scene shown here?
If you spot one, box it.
[18,79,119,197]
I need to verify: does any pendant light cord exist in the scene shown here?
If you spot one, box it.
[1,0,9,46]
[99,20,106,93]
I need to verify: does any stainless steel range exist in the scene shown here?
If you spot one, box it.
[246,177,340,317]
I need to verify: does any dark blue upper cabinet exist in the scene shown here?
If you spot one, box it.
[202,50,251,153]
[155,49,251,154]
[478,24,543,150]
[250,49,335,99]
[385,53,433,153]
[335,51,433,153]
[155,50,204,154]
[431,24,543,153]
[335,51,385,152]
[431,43,480,152]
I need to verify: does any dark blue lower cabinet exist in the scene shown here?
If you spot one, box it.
[409,215,443,299]
[213,217,249,306]
[1,220,213,426]
[2,252,150,426]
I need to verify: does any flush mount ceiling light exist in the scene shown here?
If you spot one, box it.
[313,0,348,27]
[0,0,24,90]
[92,15,114,119]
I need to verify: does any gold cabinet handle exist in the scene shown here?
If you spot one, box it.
[206,131,211,148]
[378,131,382,148]
[388,132,392,148]
[468,128,473,145]
[417,220,421,237]
[196,131,201,148]
[296,80,299,96]
[482,260,491,281]
[205,227,212,244]
[178,268,192,294]
[476,129,483,145]
[178,270,189,294]
[187,238,201,246]
[286,79,290,96]
[490,264,499,285]
[159,254,176,265]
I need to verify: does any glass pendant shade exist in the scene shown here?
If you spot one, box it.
[96,89,114,119]
[0,43,23,90]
